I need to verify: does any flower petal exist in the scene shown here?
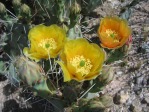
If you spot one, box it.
[23,47,40,61]
[56,61,71,82]
[63,38,89,61]
[28,25,48,41]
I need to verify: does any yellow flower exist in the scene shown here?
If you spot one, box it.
[23,24,66,61]
[98,16,131,49]
[57,38,106,82]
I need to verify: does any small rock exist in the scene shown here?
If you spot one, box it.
[113,91,129,104]
[136,76,144,85]
[120,93,129,104]
[143,96,149,104]
[129,98,142,112]
[133,86,142,95]
[116,71,123,75]
[142,75,149,86]
[144,4,149,12]
[142,106,149,112]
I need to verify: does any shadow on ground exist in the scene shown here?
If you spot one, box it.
[0,75,7,82]
[2,99,54,112]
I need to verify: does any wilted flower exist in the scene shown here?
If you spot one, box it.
[98,16,131,49]
[122,35,132,54]
[23,24,66,61]
[57,38,106,82]
[126,35,132,46]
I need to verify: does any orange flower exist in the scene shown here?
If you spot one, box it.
[98,16,131,49]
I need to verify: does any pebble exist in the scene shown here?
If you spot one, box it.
[129,98,142,112]
[143,96,149,104]
[116,71,123,75]
[113,91,129,104]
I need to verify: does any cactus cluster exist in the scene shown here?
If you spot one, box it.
[0,0,132,111]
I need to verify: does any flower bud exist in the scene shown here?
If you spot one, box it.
[12,0,21,6]
[101,65,114,84]
[20,4,30,14]
[70,2,81,14]
[122,35,132,54]
[126,35,132,46]
[87,99,105,111]
[0,2,6,13]
[14,56,45,86]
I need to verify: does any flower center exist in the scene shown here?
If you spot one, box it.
[70,55,92,76]
[106,29,119,42]
[38,38,57,51]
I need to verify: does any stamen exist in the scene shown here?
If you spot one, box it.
[106,29,118,38]
[38,38,57,51]
[113,40,119,42]
[70,55,92,76]
[105,29,119,42]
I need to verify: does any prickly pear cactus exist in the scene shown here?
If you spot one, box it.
[0,0,133,111]
[14,56,56,98]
